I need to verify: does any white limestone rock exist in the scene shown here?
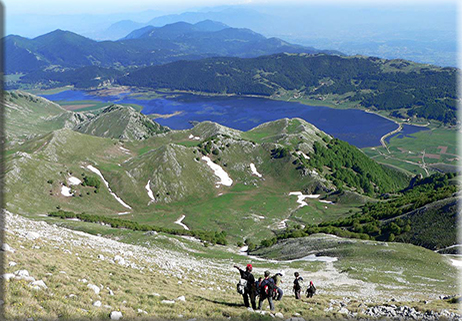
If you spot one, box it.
[2,273,15,281]
[1,243,15,253]
[110,311,123,320]
[161,300,175,304]
[87,283,100,295]
[25,232,40,240]
[31,280,48,289]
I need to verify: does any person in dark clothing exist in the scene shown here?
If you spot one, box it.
[306,281,316,298]
[272,272,284,301]
[255,277,263,298]
[234,264,257,310]
[293,272,303,299]
[257,270,275,311]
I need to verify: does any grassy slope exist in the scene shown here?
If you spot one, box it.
[9,116,368,243]
[74,105,168,140]
[5,129,133,215]
[252,234,458,299]
[3,213,459,320]
[5,91,74,145]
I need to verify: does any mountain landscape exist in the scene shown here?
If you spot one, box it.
[2,89,460,320]
[5,21,339,75]
[15,53,457,125]
[2,3,460,320]
[89,5,457,67]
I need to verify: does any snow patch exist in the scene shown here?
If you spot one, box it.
[119,146,131,154]
[249,163,262,178]
[86,165,132,210]
[145,180,155,204]
[245,214,265,222]
[67,176,82,186]
[188,134,201,140]
[450,258,462,268]
[61,185,73,197]
[289,192,320,207]
[118,212,130,216]
[319,200,334,204]
[202,156,233,187]
[174,215,189,230]
[292,254,337,263]
[296,151,310,159]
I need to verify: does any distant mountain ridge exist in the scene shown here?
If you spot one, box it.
[122,20,230,40]
[5,20,340,74]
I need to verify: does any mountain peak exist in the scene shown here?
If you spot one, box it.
[190,121,242,139]
[193,20,229,32]
[74,105,169,141]
[33,29,94,44]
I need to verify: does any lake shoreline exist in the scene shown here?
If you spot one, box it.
[37,87,429,149]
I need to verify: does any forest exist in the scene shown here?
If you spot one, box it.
[17,53,457,124]
[258,173,457,250]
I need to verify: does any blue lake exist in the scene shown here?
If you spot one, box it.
[40,90,427,148]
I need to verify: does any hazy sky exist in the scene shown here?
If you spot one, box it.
[1,0,458,66]
[3,0,457,15]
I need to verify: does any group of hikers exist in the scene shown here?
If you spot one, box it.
[234,264,316,311]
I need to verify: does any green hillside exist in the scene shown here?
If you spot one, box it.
[75,105,169,140]
[5,94,416,244]
[4,91,87,146]
[258,173,458,250]
[3,90,460,321]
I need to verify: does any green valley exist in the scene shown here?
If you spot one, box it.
[2,85,460,321]
[2,4,460,321]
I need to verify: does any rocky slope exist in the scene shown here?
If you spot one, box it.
[1,211,460,320]
[74,104,169,140]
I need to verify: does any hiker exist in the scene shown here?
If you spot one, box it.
[234,264,257,310]
[293,272,304,299]
[257,270,275,311]
[306,281,316,298]
[255,277,263,298]
[272,272,284,301]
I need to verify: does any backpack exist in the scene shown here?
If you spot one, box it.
[272,274,281,286]
[237,278,247,295]
[261,278,275,298]
[294,277,303,291]
[306,282,316,295]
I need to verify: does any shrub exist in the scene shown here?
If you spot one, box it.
[82,175,101,189]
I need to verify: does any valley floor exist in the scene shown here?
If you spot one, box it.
[1,212,460,320]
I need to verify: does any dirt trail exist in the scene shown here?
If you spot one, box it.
[380,123,402,153]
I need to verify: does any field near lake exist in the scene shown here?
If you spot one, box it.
[363,127,458,176]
